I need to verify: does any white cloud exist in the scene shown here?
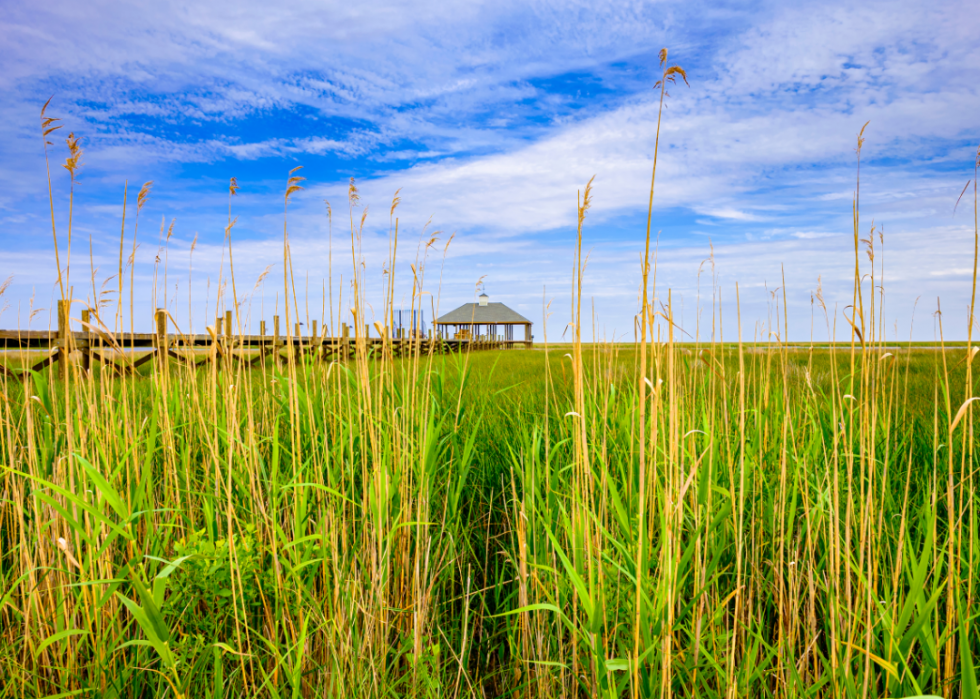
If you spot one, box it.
[791,232,839,240]
[0,0,978,340]
[697,207,768,222]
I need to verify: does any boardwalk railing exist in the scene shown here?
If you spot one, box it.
[0,302,531,379]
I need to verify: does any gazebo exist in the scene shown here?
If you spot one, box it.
[434,293,533,348]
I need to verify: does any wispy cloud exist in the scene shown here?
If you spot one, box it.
[0,0,977,339]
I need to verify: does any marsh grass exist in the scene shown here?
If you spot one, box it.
[1,77,979,699]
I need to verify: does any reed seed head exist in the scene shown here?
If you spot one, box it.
[137,181,153,212]
[286,167,305,204]
[348,177,360,207]
[578,175,595,226]
[40,97,62,143]
[856,121,870,156]
[63,132,83,179]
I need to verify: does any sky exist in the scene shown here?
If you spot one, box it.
[1,0,978,341]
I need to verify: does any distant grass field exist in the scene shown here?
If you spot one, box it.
[2,341,979,698]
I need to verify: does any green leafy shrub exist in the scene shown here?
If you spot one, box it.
[171,524,277,640]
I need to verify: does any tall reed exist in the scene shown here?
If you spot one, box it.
[0,85,978,699]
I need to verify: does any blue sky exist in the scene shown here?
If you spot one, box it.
[1,0,978,340]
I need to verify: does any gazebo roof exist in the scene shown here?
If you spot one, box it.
[434,302,531,325]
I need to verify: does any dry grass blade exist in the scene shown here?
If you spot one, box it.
[950,396,980,434]
[956,180,972,214]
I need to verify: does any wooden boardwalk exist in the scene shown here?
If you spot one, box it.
[0,303,531,379]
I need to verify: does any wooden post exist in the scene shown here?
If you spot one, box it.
[57,299,70,381]
[273,315,280,366]
[214,314,222,369]
[259,320,267,367]
[219,310,230,369]
[155,308,168,372]
[225,311,233,366]
[81,308,92,373]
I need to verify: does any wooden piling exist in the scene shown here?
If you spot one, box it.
[155,308,168,372]
[57,299,70,381]
[273,315,280,366]
[81,308,92,373]
[258,320,267,368]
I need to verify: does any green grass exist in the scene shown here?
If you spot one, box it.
[0,342,978,698]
